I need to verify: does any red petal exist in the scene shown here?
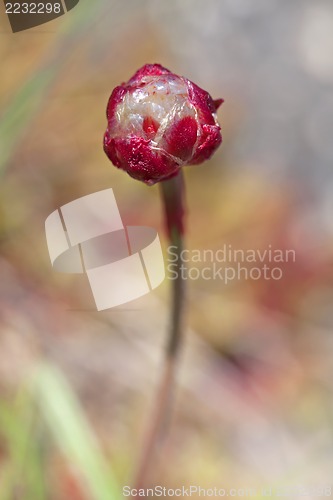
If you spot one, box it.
[163,116,198,162]
[192,124,222,164]
[104,135,180,185]
[186,81,216,125]
[103,131,121,168]
[106,85,127,121]
[213,98,224,110]
[128,64,172,84]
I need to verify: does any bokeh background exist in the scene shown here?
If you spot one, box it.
[1,0,333,498]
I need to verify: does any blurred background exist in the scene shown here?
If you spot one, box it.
[1,0,333,498]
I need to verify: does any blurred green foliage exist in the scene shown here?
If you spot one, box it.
[0,364,121,500]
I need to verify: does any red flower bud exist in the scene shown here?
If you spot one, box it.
[104,64,223,185]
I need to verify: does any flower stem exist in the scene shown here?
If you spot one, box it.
[132,172,186,493]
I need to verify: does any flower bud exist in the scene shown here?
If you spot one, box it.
[104,64,223,185]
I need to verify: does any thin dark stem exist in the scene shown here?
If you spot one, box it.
[161,172,186,357]
[132,172,186,494]
[167,228,184,357]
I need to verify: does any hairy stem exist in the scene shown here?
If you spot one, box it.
[132,172,186,493]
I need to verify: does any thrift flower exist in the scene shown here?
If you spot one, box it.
[104,64,223,185]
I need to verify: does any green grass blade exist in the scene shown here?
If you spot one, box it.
[0,398,47,500]
[31,363,121,500]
